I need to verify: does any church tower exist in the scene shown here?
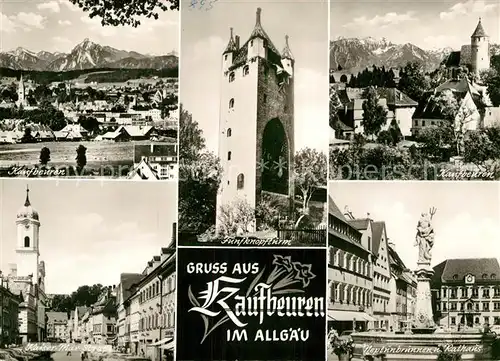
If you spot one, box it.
[471,18,490,78]
[216,8,295,233]
[15,186,40,283]
[16,73,27,108]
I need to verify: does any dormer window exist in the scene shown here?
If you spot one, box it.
[453,274,458,280]
[243,66,249,76]
[492,274,497,279]
[229,72,235,83]
[229,98,234,109]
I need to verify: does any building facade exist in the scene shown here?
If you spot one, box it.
[432,258,500,329]
[46,311,68,341]
[327,197,375,333]
[0,278,21,346]
[216,8,295,232]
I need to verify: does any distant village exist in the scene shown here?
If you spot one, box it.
[0,74,179,144]
[330,19,500,176]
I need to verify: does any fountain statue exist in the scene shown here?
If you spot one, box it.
[412,207,437,333]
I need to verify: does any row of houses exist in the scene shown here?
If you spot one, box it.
[0,121,158,144]
[332,77,500,144]
[59,224,177,361]
[328,196,417,333]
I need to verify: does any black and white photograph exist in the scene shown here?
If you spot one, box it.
[179,0,329,246]
[327,181,500,361]
[176,247,326,361]
[329,0,500,180]
[0,0,179,179]
[0,180,177,359]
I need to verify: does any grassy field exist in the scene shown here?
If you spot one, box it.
[0,140,151,178]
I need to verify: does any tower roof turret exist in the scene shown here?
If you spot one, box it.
[223,27,237,54]
[281,35,294,60]
[247,8,280,55]
[472,18,488,38]
[17,186,39,221]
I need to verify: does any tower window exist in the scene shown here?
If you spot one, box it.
[250,40,253,46]
[229,98,234,109]
[228,151,232,160]
[224,54,228,61]
[263,94,267,104]
[24,236,30,247]
[229,72,235,83]
[237,173,244,189]
[227,128,232,137]
[243,66,249,76]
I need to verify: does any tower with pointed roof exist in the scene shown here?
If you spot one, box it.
[216,8,295,232]
[16,73,27,108]
[15,186,41,283]
[471,17,489,78]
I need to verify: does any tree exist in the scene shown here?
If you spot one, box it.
[179,104,206,163]
[217,198,255,236]
[69,0,178,27]
[76,145,87,174]
[293,148,327,214]
[21,127,35,143]
[362,86,387,138]
[39,147,51,167]
[78,116,100,134]
[483,57,500,106]
[388,118,403,145]
[179,152,222,234]
[398,62,429,103]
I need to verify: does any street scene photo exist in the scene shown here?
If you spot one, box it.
[0,180,177,360]
[0,0,179,179]
[327,181,500,360]
[179,0,329,246]
[329,0,500,180]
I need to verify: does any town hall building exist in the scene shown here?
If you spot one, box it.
[215,8,296,233]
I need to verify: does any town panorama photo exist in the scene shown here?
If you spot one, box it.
[0,0,179,180]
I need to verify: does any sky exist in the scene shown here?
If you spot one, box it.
[0,0,179,54]
[181,0,329,154]
[329,181,500,270]
[331,0,500,50]
[0,180,177,295]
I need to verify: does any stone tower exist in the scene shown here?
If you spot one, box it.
[216,8,295,233]
[16,73,27,108]
[15,186,40,283]
[471,17,490,78]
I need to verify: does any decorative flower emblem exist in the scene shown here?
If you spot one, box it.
[292,261,316,287]
[272,254,293,272]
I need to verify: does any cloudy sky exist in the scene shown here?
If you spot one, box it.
[0,180,176,295]
[181,0,329,154]
[329,181,500,269]
[331,0,500,50]
[0,0,179,54]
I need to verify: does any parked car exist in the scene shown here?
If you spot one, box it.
[490,325,500,335]
[340,330,354,342]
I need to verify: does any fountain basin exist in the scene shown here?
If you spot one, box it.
[351,331,496,360]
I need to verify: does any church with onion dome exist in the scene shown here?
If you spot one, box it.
[6,186,48,343]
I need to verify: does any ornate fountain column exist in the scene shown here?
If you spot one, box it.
[413,207,437,332]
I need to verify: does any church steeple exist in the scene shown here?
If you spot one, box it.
[282,35,294,60]
[24,185,30,207]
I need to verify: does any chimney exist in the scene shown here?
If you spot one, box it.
[256,8,262,25]
[235,35,240,50]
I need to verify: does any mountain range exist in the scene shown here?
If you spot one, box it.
[0,39,179,72]
[330,37,500,74]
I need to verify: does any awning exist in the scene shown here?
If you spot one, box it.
[159,340,174,351]
[150,338,172,346]
[328,310,376,322]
